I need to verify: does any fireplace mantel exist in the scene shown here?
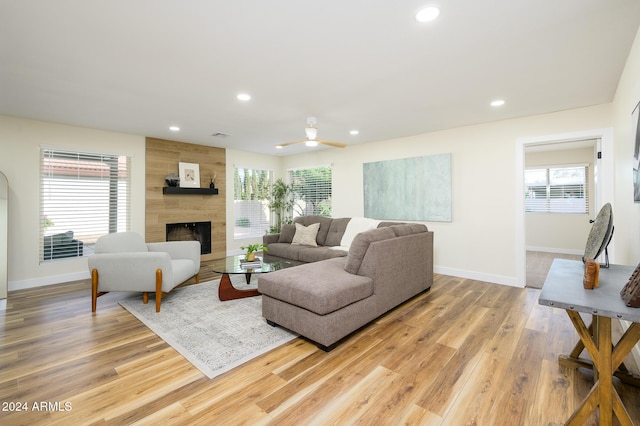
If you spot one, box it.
[162,187,219,195]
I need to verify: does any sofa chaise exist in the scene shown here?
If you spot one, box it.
[258,222,433,351]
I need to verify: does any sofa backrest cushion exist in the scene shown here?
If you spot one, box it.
[94,231,148,254]
[344,227,396,274]
[278,223,296,243]
[325,217,351,246]
[389,223,428,236]
[294,215,332,245]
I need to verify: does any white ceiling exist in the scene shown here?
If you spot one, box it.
[1,1,639,156]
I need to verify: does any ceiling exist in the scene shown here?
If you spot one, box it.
[1,1,639,156]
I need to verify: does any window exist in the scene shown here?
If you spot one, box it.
[40,148,131,262]
[233,167,272,239]
[288,166,332,217]
[524,165,588,214]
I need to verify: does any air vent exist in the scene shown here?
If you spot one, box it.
[211,132,230,138]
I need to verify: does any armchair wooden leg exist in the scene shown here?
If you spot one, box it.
[155,269,163,313]
[90,269,108,313]
[195,274,200,284]
[143,292,148,304]
[91,269,98,313]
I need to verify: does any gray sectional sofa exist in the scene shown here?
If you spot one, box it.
[262,216,352,262]
[259,216,434,351]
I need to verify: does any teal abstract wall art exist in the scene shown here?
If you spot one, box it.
[363,153,452,222]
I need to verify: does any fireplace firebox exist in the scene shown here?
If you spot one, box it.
[166,221,211,255]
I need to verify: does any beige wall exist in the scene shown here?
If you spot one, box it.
[525,147,596,254]
[0,116,146,289]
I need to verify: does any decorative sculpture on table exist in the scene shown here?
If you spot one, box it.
[583,203,614,267]
[621,264,640,307]
[583,258,600,289]
[581,203,613,290]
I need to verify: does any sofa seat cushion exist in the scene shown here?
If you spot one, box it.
[298,246,348,263]
[258,258,373,316]
[264,243,303,260]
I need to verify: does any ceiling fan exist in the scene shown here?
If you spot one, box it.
[276,117,347,149]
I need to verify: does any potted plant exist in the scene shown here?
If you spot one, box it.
[241,243,268,261]
[267,178,294,234]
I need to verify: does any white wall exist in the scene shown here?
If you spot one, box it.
[0,116,146,290]
[525,147,595,254]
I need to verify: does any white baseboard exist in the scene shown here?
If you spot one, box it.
[526,246,583,256]
[434,266,522,288]
[0,298,6,311]
[8,271,91,292]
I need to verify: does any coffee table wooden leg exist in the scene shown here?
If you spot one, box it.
[218,273,260,301]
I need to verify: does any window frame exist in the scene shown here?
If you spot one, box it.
[232,166,273,240]
[40,148,131,262]
[288,165,333,218]
[524,163,589,214]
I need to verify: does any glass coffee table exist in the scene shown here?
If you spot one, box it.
[211,254,304,301]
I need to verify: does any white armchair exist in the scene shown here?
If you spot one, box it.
[88,232,201,312]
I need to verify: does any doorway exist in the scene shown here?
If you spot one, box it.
[515,128,614,288]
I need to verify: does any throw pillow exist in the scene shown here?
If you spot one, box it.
[278,224,296,243]
[291,222,320,246]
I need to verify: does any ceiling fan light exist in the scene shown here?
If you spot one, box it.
[305,140,318,147]
[305,126,318,140]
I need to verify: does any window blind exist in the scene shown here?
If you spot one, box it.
[233,167,272,239]
[524,165,588,214]
[288,166,332,217]
[40,149,131,262]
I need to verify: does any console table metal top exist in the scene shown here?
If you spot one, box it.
[539,258,640,323]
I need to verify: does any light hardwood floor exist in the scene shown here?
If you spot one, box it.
[1,267,639,425]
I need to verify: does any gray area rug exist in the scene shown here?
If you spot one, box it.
[119,276,297,379]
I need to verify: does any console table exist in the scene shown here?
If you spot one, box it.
[539,259,640,425]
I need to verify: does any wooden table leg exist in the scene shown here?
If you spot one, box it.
[563,312,639,426]
[218,273,260,301]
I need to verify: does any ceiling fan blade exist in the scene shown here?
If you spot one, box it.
[275,139,306,147]
[318,139,347,148]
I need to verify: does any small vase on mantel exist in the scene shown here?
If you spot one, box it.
[165,174,179,187]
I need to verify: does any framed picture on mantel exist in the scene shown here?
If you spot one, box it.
[178,162,200,188]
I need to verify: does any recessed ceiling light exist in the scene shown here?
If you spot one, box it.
[169,126,180,131]
[416,6,440,22]
[350,130,359,135]
[490,99,506,107]
[237,93,251,101]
